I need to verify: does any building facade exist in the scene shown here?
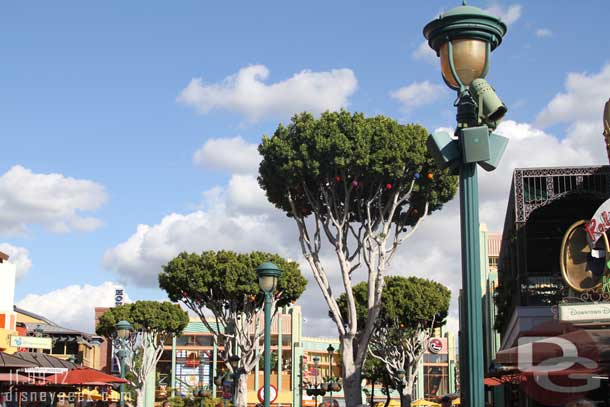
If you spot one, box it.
[492,166,610,406]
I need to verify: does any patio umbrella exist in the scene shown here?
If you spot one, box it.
[44,367,128,385]
[411,400,440,406]
[0,373,35,384]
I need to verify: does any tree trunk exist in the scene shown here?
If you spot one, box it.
[135,387,146,407]
[383,384,390,407]
[341,336,363,407]
[235,373,248,407]
[399,392,411,407]
[370,380,375,407]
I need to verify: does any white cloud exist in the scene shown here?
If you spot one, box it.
[193,136,260,174]
[17,282,129,333]
[177,65,358,122]
[0,243,31,279]
[412,40,437,65]
[537,63,610,128]
[536,28,553,38]
[0,165,107,235]
[103,175,295,287]
[485,4,522,26]
[390,81,446,111]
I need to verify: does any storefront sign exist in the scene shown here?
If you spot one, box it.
[115,289,124,307]
[10,335,52,350]
[428,338,444,354]
[559,303,610,323]
[585,197,610,246]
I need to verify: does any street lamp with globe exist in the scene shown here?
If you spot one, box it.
[423,2,508,405]
[114,320,133,407]
[256,262,282,407]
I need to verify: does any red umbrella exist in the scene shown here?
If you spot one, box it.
[44,367,129,385]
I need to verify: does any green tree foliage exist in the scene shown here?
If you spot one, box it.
[159,251,306,316]
[338,276,450,330]
[96,301,188,338]
[97,301,189,407]
[258,111,457,222]
[257,110,457,406]
[159,250,307,407]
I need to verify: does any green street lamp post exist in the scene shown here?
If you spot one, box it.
[256,262,283,407]
[327,345,335,406]
[115,320,133,407]
[423,2,508,406]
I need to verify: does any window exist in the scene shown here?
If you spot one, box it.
[424,366,448,398]
[424,353,448,363]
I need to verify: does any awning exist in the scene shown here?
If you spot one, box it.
[9,352,76,370]
[0,352,36,368]
[496,328,610,367]
[45,367,128,385]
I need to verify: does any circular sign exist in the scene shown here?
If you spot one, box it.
[428,338,443,354]
[257,385,278,404]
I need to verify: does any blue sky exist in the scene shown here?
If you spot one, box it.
[2,1,609,334]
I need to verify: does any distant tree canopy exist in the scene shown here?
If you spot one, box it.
[159,250,307,313]
[338,275,451,331]
[96,300,189,338]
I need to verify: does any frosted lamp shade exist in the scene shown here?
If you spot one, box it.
[440,39,487,88]
[258,274,277,293]
[117,328,130,339]
[115,320,132,339]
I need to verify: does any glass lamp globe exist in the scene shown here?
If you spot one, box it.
[115,320,132,339]
[440,38,487,89]
[256,262,283,294]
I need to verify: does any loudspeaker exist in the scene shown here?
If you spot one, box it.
[460,125,490,164]
[479,132,509,172]
[427,131,461,169]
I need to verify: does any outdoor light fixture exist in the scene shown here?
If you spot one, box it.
[422,2,508,406]
[114,320,133,407]
[424,1,508,173]
[256,261,283,407]
[115,320,133,339]
[396,369,406,381]
[256,261,282,294]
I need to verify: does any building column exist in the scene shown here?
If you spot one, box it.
[416,361,424,399]
[171,336,177,398]
[277,309,282,392]
[212,341,218,395]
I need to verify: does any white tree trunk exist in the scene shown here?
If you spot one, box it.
[135,388,145,407]
[235,373,248,407]
[341,336,363,407]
